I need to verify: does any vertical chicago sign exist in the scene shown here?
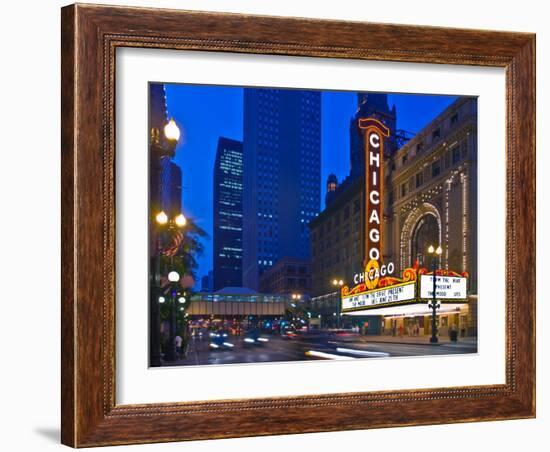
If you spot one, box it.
[358,118,390,289]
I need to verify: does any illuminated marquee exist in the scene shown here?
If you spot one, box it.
[419,274,468,301]
[341,265,469,313]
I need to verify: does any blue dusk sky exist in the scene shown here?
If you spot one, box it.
[164,84,458,281]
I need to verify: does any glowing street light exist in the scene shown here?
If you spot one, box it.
[164,118,181,142]
[155,211,168,225]
[174,213,187,227]
[332,278,345,329]
[427,244,444,344]
[168,271,180,282]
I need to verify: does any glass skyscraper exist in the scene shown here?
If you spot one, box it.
[242,88,321,290]
[213,137,244,290]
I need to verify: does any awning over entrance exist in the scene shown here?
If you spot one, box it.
[343,302,466,317]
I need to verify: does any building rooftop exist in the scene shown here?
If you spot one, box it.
[213,286,259,295]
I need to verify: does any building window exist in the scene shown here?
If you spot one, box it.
[401,153,408,166]
[461,143,468,159]
[400,182,407,198]
[451,113,459,124]
[416,142,424,152]
[415,172,423,188]
[432,128,441,140]
[452,147,461,165]
[354,199,361,214]
[432,160,441,178]
[445,151,451,169]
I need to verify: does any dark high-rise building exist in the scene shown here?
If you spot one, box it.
[242,88,321,290]
[159,158,182,217]
[349,93,397,180]
[149,83,183,261]
[213,137,244,290]
[150,83,168,131]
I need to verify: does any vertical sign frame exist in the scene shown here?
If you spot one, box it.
[358,118,390,274]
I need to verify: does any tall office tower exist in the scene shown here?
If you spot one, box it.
[213,137,244,290]
[242,88,321,290]
[349,93,397,180]
[149,84,169,215]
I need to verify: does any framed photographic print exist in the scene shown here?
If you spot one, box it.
[61,3,536,447]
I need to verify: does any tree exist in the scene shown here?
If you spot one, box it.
[159,218,208,358]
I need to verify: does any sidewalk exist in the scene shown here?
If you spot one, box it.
[356,334,477,346]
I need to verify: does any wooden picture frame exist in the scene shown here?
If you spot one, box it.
[61,3,535,447]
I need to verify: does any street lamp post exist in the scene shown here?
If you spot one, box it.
[332,279,344,329]
[149,118,182,367]
[165,271,181,362]
[290,293,301,329]
[427,245,443,344]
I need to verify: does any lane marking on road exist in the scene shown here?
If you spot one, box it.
[336,347,390,357]
[305,350,355,360]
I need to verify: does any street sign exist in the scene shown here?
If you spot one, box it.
[419,275,467,300]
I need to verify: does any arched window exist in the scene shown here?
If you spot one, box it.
[411,214,439,267]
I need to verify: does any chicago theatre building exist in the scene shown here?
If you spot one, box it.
[310,95,478,338]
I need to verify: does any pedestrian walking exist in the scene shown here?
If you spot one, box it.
[174,335,183,359]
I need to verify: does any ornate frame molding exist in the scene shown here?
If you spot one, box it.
[61,4,535,447]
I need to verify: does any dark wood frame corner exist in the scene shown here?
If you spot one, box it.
[61,3,536,447]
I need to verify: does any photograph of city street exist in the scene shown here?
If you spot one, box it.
[148,83,478,367]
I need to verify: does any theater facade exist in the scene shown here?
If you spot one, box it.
[310,96,477,338]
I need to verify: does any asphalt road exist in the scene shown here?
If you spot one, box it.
[164,332,477,367]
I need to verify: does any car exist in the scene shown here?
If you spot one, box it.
[243,328,270,345]
[281,329,298,339]
[329,329,360,343]
[208,330,234,350]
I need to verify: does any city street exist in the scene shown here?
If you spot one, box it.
[164,331,477,366]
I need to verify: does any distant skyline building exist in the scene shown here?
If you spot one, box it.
[213,137,244,290]
[259,257,311,296]
[201,270,214,293]
[242,88,322,290]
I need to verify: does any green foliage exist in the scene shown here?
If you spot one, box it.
[159,217,208,280]
[157,218,208,358]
